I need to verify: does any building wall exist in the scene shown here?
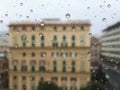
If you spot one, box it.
[9,20,91,90]
[90,36,101,69]
[101,22,120,90]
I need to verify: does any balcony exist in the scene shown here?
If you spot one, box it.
[101,52,120,58]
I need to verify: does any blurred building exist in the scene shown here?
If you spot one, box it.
[9,20,91,90]
[90,36,101,71]
[0,35,9,88]
[101,22,120,90]
[0,35,9,57]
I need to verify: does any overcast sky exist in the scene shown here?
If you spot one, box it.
[0,0,120,35]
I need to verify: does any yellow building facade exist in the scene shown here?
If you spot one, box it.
[9,20,91,90]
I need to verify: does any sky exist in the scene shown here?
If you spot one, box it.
[0,0,120,36]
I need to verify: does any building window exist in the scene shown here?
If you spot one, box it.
[41,42,44,47]
[70,51,77,57]
[13,84,17,89]
[61,52,67,58]
[72,42,75,47]
[70,77,77,81]
[13,26,17,30]
[70,86,77,90]
[31,85,35,90]
[39,60,45,72]
[51,77,58,81]
[32,35,35,41]
[62,61,66,72]
[22,52,26,57]
[22,76,26,80]
[61,42,67,47]
[81,25,84,30]
[41,35,44,41]
[32,41,35,47]
[53,35,57,41]
[13,76,17,80]
[72,26,76,31]
[41,52,47,57]
[72,35,75,41]
[23,42,26,47]
[22,26,26,31]
[52,42,58,47]
[53,61,57,72]
[61,77,67,81]
[13,60,18,71]
[71,66,75,72]
[53,26,57,31]
[72,61,75,66]
[21,60,27,72]
[80,40,84,45]
[32,52,35,57]
[21,35,27,40]
[22,85,26,90]
[52,51,58,58]
[80,60,85,72]
[71,61,75,72]
[31,60,36,72]
[30,76,35,81]
[32,26,35,32]
[63,26,66,31]
[61,86,67,90]
[63,35,66,41]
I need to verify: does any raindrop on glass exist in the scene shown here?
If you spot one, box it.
[114,13,116,16]
[26,16,29,18]
[105,74,109,79]
[0,20,3,24]
[65,13,71,19]
[99,5,102,8]
[30,9,33,13]
[102,18,106,22]
[87,7,90,9]
[42,4,44,7]
[20,3,23,6]
[19,15,22,17]
[107,4,111,8]
[40,21,45,27]
[5,14,8,17]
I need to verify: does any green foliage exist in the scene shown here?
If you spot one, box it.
[37,81,60,90]
[80,81,105,90]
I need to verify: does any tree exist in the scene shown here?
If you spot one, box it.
[80,81,105,90]
[37,81,60,90]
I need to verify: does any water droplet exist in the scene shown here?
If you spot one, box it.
[20,3,23,6]
[114,13,116,16]
[114,67,117,70]
[5,13,8,17]
[65,13,71,19]
[87,7,90,9]
[35,19,37,21]
[102,18,107,22]
[99,5,102,8]
[42,4,44,7]
[30,9,33,13]
[40,21,45,27]
[19,15,22,17]
[105,74,109,79]
[15,44,18,48]
[39,33,43,36]
[89,33,92,36]
[0,20,3,24]
[26,16,29,18]
[80,40,84,45]
[107,4,111,8]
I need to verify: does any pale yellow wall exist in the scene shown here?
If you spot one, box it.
[9,21,91,90]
